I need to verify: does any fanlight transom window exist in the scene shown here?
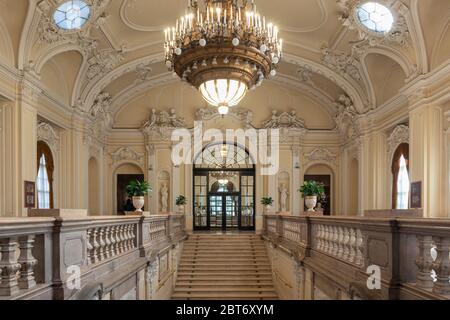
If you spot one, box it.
[194,143,254,169]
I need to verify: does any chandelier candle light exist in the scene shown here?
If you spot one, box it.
[164,0,282,115]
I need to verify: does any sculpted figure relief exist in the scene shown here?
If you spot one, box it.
[161,183,169,212]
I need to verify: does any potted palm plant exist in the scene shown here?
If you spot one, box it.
[126,180,152,213]
[261,197,274,213]
[299,181,325,212]
[176,195,187,213]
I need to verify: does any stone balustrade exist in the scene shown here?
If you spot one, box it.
[0,214,186,300]
[263,214,450,300]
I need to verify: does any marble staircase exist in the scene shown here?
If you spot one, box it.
[172,234,278,300]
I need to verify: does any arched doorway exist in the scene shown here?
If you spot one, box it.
[305,164,334,215]
[114,163,145,215]
[193,143,256,231]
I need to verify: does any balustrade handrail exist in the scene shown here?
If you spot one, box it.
[0,213,186,300]
[263,214,450,300]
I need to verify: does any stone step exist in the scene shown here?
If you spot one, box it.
[172,293,278,300]
[180,259,270,264]
[178,271,272,279]
[176,281,274,287]
[179,261,270,266]
[174,287,277,293]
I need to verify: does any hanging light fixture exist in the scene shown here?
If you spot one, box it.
[164,0,282,114]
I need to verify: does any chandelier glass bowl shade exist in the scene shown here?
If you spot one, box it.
[164,0,282,110]
[211,171,236,185]
[53,0,91,30]
[357,2,394,33]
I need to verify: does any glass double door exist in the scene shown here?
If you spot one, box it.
[208,193,241,230]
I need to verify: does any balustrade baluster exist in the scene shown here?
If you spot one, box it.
[348,228,356,263]
[86,229,94,265]
[104,226,112,259]
[17,235,37,290]
[92,228,101,264]
[337,227,344,259]
[129,224,136,249]
[332,226,339,256]
[415,236,434,289]
[0,237,21,296]
[111,225,119,256]
[355,229,364,266]
[432,237,450,295]
[342,228,350,261]
[98,228,106,261]
[118,225,126,254]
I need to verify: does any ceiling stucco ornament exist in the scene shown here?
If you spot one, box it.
[36,0,109,47]
[296,67,314,84]
[37,121,59,151]
[337,0,411,48]
[142,109,187,140]
[263,110,306,130]
[89,92,112,127]
[135,63,153,82]
[196,107,254,129]
[334,94,360,140]
[110,147,144,165]
[321,45,362,82]
[305,148,337,165]
[87,49,125,80]
[84,91,113,147]
[387,124,409,159]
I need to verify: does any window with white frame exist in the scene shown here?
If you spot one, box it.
[396,155,410,210]
[37,154,51,209]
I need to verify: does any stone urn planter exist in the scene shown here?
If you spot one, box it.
[177,205,185,214]
[132,196,145,213]
[305,196,318,212]
[265,205,272,214]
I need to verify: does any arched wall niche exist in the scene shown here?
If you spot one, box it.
[278,171,290,213]
[158,170,171,213]
[304,163,335,215]
[112,162,145,215]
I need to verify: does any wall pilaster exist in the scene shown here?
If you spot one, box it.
[410,104,445,218]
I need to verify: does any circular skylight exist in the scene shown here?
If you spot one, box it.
[357,2,394,33]
[53,0,91,30]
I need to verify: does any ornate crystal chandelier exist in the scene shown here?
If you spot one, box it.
[164,0,282,115]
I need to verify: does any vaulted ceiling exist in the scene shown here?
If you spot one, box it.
[0,0,449,129]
